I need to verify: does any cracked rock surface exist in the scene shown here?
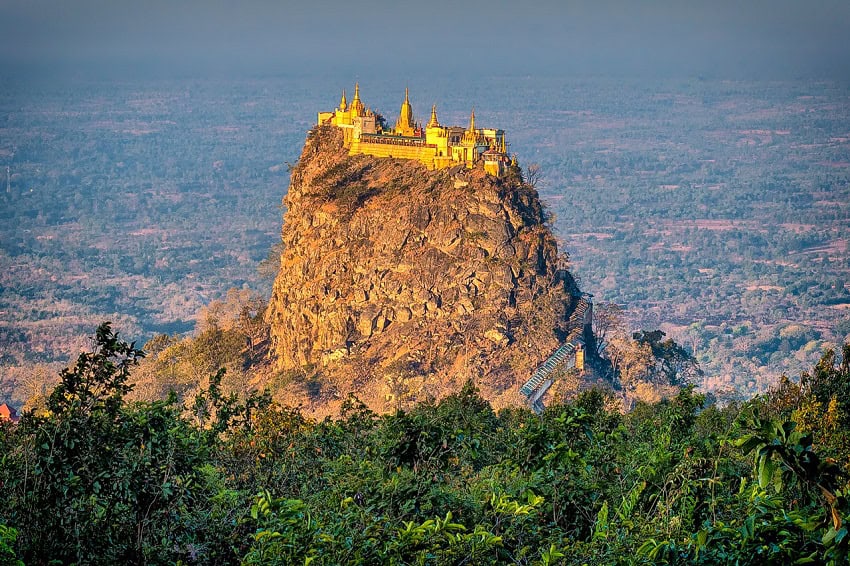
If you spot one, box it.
[265,126,585,411]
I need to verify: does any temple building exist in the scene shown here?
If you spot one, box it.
[318,85,511,177]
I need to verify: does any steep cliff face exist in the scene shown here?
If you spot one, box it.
[266,126,585,411]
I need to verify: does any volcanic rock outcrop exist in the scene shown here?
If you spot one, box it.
[266,126,588,411]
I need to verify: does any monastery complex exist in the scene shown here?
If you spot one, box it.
[318,84,513,177]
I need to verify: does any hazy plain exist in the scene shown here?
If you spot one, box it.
[1,74,849,402]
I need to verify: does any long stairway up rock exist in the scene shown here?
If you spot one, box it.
[522,295,592,411]
[521,342,576,397]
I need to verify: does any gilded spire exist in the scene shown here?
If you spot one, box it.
[395,87,415,135]
[339,89,347,112]
[349,83,365,117]
[427,104,439,128]
[463,107,478,145]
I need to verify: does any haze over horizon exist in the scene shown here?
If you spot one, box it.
[1,0,850,81]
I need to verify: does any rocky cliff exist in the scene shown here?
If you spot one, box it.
[265,126,588,412]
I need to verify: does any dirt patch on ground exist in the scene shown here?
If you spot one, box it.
[780,223,816,233]
[663,219,756,231]
[798,239,847,256]
[130,228,166,237]
[571,232,614,239]
[745,285,784,292]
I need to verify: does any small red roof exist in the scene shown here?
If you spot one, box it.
[0,403,19,423]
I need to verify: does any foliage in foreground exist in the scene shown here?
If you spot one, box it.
[0,324,848,564]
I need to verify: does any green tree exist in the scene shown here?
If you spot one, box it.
[633,329,702,386]
[3,323,212,564]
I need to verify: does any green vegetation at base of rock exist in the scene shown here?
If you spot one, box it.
[0,323,848,564]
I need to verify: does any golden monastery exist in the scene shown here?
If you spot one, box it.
[318,84,512,177]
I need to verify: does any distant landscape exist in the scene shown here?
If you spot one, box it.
[1,75,849,404]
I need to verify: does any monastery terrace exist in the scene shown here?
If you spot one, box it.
[318,84,512,177]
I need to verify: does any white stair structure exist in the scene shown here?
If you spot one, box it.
[520,296,591,414]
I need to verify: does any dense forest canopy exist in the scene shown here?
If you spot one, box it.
[0,323,848,564]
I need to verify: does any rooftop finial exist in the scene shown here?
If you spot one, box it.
[349,83,365,116]
[395,87,415,135]
[427,103,439,128]
[462,107,478,145]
